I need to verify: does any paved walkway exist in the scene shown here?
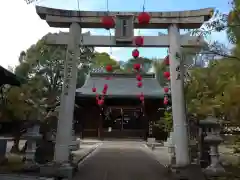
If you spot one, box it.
[74,141,172,180]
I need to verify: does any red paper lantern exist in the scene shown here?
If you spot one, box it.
[92,87,96,92]
[138,12,151,25]
[164,55,170,65]
[105,65,113,72]
[98,99,104,106]
[101,16,115,30]
[164,87,169,93]
[140,95,144,101]
[133,63,141,71]
[132,49,139,58]
[163,71,170,78]
[136,74,142,81]
[163,97,168,105]
[167,76,171,81]
[103,84,108,90]
[137,81,143,88]
[134,36,144,46]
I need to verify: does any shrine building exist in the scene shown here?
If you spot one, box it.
[74,72,165,140]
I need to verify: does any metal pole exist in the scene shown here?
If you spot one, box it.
[168,24,190,166]
[54,22,81,163]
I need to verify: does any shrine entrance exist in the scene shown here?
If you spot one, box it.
[74,73,162,140]
[102,107,146,139]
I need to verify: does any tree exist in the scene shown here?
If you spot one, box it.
[91,52,119,68]
[152,58,167,86]
[2,33,95,152]
[185,58,240,123]
[15,36,95,109]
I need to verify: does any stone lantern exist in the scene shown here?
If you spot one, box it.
[22,120,42,167]
[199,116,225,175]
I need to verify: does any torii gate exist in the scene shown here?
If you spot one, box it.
[35,6,212,168]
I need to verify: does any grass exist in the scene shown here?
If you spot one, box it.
[0,153,24,172]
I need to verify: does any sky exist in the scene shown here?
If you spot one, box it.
[0,0,232,69]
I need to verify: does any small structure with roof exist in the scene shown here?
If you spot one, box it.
[75,72,165,139]
[0,66,21,87]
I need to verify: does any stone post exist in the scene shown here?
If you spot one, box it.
[168,24,190,166]
[54,22,81,163]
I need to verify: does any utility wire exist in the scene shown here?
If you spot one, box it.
[142,0,146,12]
[76,0,80,12]
[105,0,113,56]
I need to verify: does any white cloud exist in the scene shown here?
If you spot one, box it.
[0,1,66,69]
[0,1,114,69]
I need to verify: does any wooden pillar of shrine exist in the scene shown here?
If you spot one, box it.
[141,104,148,140]
[98,107,103,140]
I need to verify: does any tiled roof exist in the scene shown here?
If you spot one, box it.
[76,73,164,98]
[0,66,21,86]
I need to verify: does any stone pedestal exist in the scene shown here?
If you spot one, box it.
[171,164,206,180]
[204,134,225,175]
[40,162,74,179]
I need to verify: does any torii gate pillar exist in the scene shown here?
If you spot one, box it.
[169,24,189,166]
[54,22,81,163]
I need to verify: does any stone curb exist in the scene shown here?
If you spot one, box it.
[143,144,171,167]
[73,143,101,166]
[0,144,101,180]
[0,174,54,180]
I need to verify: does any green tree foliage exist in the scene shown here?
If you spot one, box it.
[1,33,96,152]
[152,59,167,86]
[15,39,94,108]
[91,52,120,71]
[123,57,152,73]
[185,59,240,123]
[227,0,240,44]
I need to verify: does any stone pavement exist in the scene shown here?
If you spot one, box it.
[74,141,173,180]
[143,145,171,166]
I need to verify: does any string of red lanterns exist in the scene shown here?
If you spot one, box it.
[163,54,171,107]
[99,14,115,106]
[132,12,151,104]
[92,64,114,106]
[101,11,152,105]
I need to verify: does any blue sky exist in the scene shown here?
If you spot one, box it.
[0,0,232,68]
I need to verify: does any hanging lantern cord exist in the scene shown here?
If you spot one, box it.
[142,0,146,12]
[106,0,109,12]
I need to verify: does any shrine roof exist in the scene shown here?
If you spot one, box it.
[76,73,164,98]
[0,66,21,87]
